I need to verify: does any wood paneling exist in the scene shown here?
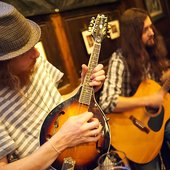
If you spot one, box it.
[50,14,80,94]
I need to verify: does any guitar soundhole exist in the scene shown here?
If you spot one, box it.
[53,111,65,129]
[145,106,159,115]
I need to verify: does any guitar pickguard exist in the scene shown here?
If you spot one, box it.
[148,106,164,131]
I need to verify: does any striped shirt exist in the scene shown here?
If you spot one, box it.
[0,56,63,163]
[99,50,131,113]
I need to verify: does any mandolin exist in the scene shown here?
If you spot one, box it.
[40,14,110,170]
[108,78,170,164]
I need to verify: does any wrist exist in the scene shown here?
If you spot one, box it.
[50,132,68,154]
[48,139,61,155]
[140,96,150,107]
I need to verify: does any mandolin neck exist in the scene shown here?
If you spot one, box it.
[79,42,101,105]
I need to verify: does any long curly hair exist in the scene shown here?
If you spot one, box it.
[120,8,169,91]
[0,60,21,90]
[0,59,36,90]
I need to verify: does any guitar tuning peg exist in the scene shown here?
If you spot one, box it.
[93,28,97,32]
[90,17,95,23]
[90,20,94,24]
[105,22,108,25]
[89,23,94,27]
[107,29,111,34]
[88,27,92,32]
[107,34,111,39]
[107,29,111,39]
[102,28,107,34]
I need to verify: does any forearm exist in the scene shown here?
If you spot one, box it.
[0,133,66,170]
[113,96,149,112]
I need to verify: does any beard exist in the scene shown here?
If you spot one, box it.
[18,65,38,87]
[146,36,155,47]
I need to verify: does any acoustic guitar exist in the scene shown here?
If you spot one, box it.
[40,14,110,170]
[107,78,170,164]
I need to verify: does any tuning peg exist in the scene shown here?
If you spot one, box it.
[107,31,111,38]
[106,26,111,39]
[90,17,95,24]
[107,34,111,39]
[107,24,111,30]
[104,21,108,25]
[89,23,94,28]
[89,18,95,31]
[88,26,92,32]
[107,29,111,36]
[91,16,95,20]
[93,28,97,33]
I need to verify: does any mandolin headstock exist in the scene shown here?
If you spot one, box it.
[88,14,108,43]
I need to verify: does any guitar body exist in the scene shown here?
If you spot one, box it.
[107,79,170,163]
[40,87,110,170]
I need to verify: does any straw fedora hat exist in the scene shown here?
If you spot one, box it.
[0,2,41,61]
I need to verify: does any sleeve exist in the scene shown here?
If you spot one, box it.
[0,121,16,159]
[99,52,125,113]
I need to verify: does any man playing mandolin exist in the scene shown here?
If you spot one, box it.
[0,2,106,170]
[100,8,170,170]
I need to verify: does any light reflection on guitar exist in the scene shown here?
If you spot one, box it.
[40,14,110,170]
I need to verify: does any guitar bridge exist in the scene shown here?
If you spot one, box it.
[129,115,150,134]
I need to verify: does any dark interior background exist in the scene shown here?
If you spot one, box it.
[1,0,170,94]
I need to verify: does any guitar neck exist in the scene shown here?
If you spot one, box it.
[162,77,170,93]
[79,42,101,105]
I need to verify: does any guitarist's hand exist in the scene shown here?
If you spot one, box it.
[160,69,170,83]
[53,112,102,151]
[147,91,164,108]
[81,64,105,92]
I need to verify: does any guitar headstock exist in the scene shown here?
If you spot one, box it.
[88,14,108,43]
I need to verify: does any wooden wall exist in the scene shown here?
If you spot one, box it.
[28,0,170,94]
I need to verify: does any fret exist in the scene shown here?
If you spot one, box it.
[79,43,101,105]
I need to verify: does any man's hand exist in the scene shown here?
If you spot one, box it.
[81,64,105,92]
